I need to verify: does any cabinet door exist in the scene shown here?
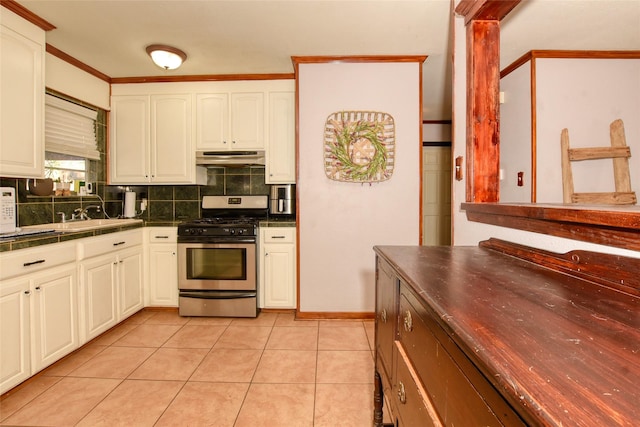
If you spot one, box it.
[110,96,150,184]
[262,243,296,308]
[376,258,397,379]
[148,243,178,307]
[31,264,78,372]
[230,92,264,149]
[150,94,193,183]
[0,278,30,394]
[80,254,117,342]
[196,93,229,149]
[266,91,295,183]
[118,247,143,320]
[0,13,44,178]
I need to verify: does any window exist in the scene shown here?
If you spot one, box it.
[44,93,100,193]
[44,153,86,192]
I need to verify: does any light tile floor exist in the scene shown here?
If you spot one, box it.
[0,310,376,426]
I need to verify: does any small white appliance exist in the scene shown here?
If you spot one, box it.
[0,187,17,234]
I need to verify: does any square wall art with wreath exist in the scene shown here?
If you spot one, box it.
[323,111,395,183]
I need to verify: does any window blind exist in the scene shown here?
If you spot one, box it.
[45,94,100,160]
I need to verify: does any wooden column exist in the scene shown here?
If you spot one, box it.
[465,20,500,202]
[455,0,521,203]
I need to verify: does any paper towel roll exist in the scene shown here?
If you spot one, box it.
[124,191,136,218]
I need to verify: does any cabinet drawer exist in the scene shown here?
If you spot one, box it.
[0,241,77,281]
[148,227,177,243]
[78,230,143,260]
[399,285,524,426]
[261,227,295,243]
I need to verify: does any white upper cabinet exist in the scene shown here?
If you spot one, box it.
[110,93,198,184]
[196,91,264,150]
[266,91,296,183]
[196,93,229,149]
[110,95,149,183]
[0,8,45,178]
[111,80,294,182]
[150,94,194,183]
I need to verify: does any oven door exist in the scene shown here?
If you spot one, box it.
[178,242,256,291]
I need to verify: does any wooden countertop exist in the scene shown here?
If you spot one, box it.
[374,244,639,426]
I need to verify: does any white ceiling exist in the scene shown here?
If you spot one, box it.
[15,0,640,121]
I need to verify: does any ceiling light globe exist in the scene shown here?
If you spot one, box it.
[146,44,187,70]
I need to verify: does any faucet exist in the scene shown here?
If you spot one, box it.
[72,205,101,221]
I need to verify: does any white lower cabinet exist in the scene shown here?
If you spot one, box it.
[259,227,296,309]
[78,230,143,343]
[81,252,117,342]
[30,264,78,372]
[146,227,178,307]
[0,277,31,394]
[0,241,78,394]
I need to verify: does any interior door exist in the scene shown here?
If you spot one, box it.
[422,146,452,246]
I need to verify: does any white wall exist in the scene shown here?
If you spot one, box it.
[423,123,451,142]
[535,58,640,202]
[298,62,421,313]
[500,58,640,203]
[45,53,110,109]
[451,10,640,260]
[500,62,532,202]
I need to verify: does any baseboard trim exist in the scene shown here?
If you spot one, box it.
[295,311,375,320]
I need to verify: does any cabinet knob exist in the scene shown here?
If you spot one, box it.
[24,290,31,295]
[232,140,236,144]
[35,286,41,291]
[397,381,407,404]
[380,308,387,323]
[403,310,413,332]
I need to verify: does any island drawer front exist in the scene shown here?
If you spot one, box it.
[393,342,441,427]
[399,284,525,426]
[0,241,77,280]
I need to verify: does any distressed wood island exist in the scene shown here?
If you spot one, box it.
[373,239,639,426]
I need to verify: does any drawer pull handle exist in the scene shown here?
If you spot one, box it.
[403,310,413,332]
[23,259,45,267]
[398,381,407,404]
[155,235,169,239]
[113,241,126,246]
[271,235,286,239]
[380,308,387,323]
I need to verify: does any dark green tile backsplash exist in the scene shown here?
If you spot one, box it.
[0,92,269,227]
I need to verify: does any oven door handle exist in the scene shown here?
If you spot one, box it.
[179,291,256,299]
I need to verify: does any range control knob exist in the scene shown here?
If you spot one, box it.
[230,229,236,235]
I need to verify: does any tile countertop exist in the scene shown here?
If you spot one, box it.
[259,219,296,227]
[0,219,297,252]
[0,222,144,253]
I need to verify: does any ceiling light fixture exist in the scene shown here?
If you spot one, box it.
[146,44,187,70]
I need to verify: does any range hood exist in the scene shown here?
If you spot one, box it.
[196,150,265,166]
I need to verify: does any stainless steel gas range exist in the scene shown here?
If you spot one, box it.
[177,195,267,317]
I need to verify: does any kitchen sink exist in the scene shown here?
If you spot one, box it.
[22,218,143,232]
